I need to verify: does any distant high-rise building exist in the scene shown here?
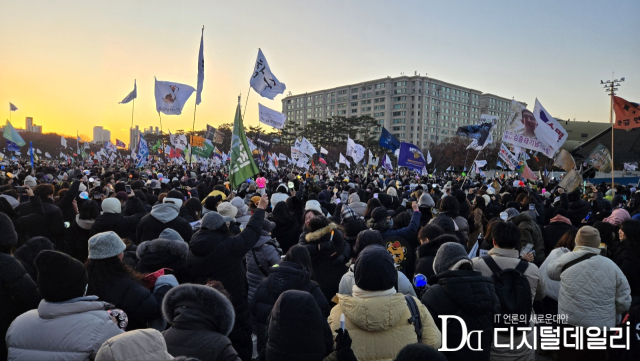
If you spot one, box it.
[25,117,42,133]
[26,117,33,131]
[92,126,111,143]
[130,126,140,150]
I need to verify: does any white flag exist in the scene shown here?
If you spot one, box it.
[247,138,257,153]
[299,137,316,156]
[155,78,196,115]
[268,160,277,172]
[533,98,568,151]
[446,166,452,171]
[339,153,350,168]
[278,153,287,161]
[119,80,137,104]
[59,152,64,159]
[258,103,286,129]
[320,147,328,155]
[250,49,286,100]
[346,137,365,163]
[394,148,400,158]
[36,148,42,154]
[335,162,339,169]
[61,136,67,148]
[170,133,188,150]
[475,160,487,168]
[368,150,379,167]
[196,28,204,105]
[426,151,432,164]
[422,165,428,175]
[382,154,393,172]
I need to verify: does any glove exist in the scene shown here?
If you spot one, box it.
[332,254,347,267]
[334,329,357,361]
[318,241,335,251]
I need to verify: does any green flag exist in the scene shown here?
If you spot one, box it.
[229,102,259,189]
[151,140,161,153]
[3,120,26,146]
[192,139,214,158]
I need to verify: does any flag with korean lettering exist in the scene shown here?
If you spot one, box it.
[346,137,365,163]
[136,135,149,168]
[613,96,640,130]
[155,78,196,115]
[533,98,568,152]
[397,142,426,171]
[585,143,612,173]
[229,102,260,189]
[502,99,555,157]
[249,49,286,100]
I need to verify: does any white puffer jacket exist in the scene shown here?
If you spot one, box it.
[547,246,631,327]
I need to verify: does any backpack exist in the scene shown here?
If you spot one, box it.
[481,256,532,329]
[404,295,423,343]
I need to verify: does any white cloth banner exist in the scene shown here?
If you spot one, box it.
[320,147,328,155]
[533,98,568,152]
[291,146,303,160]
[368,150,379,167]
[299,137,316,156]
[278,153,287,161]
[346,137,365,163]
[170,133,188,150]
[196,29,204,105]
[61,136,67,148]
[155,79,196,115]
[249,49,286,100]
[258,103,286,129]
[426,151,432,164]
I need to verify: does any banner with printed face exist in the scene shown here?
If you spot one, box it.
[502,99,555,157]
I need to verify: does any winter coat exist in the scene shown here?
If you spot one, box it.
[162,284,240,361]
[548,245,631,327]
[513,212,545,265]
[68,215,94,262]
[15,197,65,246]
[263,290,334,361]
[87,271,171,330]
[543,220,577,257]
[414,236,458,279]
[612,242,640,297]
[271,217,301,254]
[11,196,47,247]
[468,208,484,248]
[187,208,265,326]
[91,196,146,242]
[136,238,190,284]
[245,234,282,305]
[136,203,193,244]
[6,297,123,361]
[538,247,570,301]
[328,293,441,360]
[567,199,592,227]
[0,254,41,360]
[421,270,501,361]
[95,328,173,361]
[13,237,55,282]
[298,223,349,303]
[348,201,367,217]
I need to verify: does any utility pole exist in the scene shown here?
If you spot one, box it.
[601,76,624,192]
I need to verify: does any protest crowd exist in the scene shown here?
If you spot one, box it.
[0,155,638,361]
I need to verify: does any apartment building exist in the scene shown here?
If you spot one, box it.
[281,74,512,148]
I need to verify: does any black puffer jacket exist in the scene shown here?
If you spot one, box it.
[15,197,65,246]
[162,284,240,361]
[91,196,147,241]
[0,253,41,359]
[567,199,592,227]
[250,261,329,353]
[421,270,500,361]
[612,242,640,298]
[414,236,459,279]
[298,223,349,303]
[137,203,193,244]
[187,209,265,325]
[271,217,301,255]
[13,237,55,282]
[136,238,190,283]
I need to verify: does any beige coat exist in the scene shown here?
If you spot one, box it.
[328,293,441,361]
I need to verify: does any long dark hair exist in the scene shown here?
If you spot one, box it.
[364,198,382,219]
[620,220,640,255]
[272,201,294,225]
[283,245,314,279]
[182,198,203,221]
[85,256,144,296]
[556,229,577,250]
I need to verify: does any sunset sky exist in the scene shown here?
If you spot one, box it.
[1,0,638,144]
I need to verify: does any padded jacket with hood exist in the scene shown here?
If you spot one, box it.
[136,238,190,284]
[91,196,147,242]
[513,212,545,265]
[328,293,441,361]
[136,202,193,244]
[6,297,123,361]
[245,233,282,305]
[547,245,632,327]
[421,270,500,361]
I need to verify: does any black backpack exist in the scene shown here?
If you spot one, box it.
[481,256,532,329]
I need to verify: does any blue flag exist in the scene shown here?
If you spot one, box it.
[397,142,426,171]
[136,134,149,168]
[6,139,20,152]
[379,127,400,152]
[496,160,504,169]
[29,142,34,168]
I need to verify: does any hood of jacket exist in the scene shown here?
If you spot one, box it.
[513,211,534,225]
[150,202,180,224]
[75,214,95,230]
[432,270,497,315]
[136,238,189,259]
[162,283,235,336]
[418,193,435,208]
[268,261,311,294]
[37,298,108,319]
[336,293,407,331]
[305,222,338,243]
[95,329,173,361]
[254,233,279,250]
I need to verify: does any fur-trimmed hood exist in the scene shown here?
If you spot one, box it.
[304,222,338,243]
[162,284,235,336]
[136,238,189,259]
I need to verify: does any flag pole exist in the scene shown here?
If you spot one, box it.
[191,102,197,167]
[158,112,164,162]
[242,86,251,120]
[131,97,135,130]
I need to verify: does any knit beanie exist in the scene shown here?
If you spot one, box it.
[575,226,601,248]
[201,211,225,230]
[354,244,397,291]
[394,343,447,361]
[0,212,18,248]
[217,202,238,221]
[35,250,88,302]
[418,193,435,207]
[371,206,389,223]
[88,231,127,259]
[386,187,398,197]
[433,242,472,274]
[159,228,184,242]
[305,200,322,213]
[24,175,37,188]
[352,230,384,259]
[101,198,121,214]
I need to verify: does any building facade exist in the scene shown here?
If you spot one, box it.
[130,125,140,150]
[281,75,513,148]
[92,126,111,144]
[25,117,42,133]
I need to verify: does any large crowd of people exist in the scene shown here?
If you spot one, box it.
[1,160,639,361]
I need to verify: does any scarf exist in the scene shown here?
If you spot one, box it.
[351,285,396,299]
[550,214,572,225]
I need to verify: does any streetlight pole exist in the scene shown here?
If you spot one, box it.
[601,77,624,193]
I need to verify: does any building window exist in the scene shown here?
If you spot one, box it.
[374,105,385,110]
[581,133,588,138]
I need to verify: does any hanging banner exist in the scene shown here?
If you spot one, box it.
[585,143,613,173]
[258,103,286,129]
[254,133,273,151]
[498,143,518,170]
[553,149,576,172]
